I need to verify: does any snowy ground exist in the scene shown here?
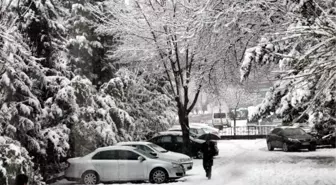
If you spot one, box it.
[52,139,336,185]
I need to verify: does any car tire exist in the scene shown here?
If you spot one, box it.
[197,150,203,159]
[267,142,274,151]
[150,168,168,184]
[82,171,99,185]
[282,143,290,152]
[308,145,316,151]
[331,140,336,148]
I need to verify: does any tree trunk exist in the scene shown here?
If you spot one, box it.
[234,108,237,136]
[178,107,191,156]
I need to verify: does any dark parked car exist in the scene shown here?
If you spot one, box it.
[266,127,317,152]
[198,133,220,140]
[148,131,219,159]
[309,131,336,148]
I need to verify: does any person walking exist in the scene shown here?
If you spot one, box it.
[15,174,28,185]
[201,134,216,179]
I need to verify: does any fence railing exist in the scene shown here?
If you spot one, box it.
[219,125,277,136]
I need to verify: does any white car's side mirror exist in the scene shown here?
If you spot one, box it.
[138,156,146,162]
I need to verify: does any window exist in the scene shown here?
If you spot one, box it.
[214,113,226,118]
[134,149,157,159]
[198,128,206,135]
[190,128,198,134]
[149,137,157,143]
[118,150,140,160]
[148,143,168,153]
[271,128,282,135]
[158,136,172,143]
[92,150,118,160]
[176,136,183,143]
[283,128,306,136]
[136,145,154,153]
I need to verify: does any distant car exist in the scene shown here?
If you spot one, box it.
[190,123,221,138]
[116,141,193,171]
[65,146,185,184]
[168,125,206,138]
[168,125,220,140]
[309,130,336,148]
[148,131,219,159]
[266,127,317,152]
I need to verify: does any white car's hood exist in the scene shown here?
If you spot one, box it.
[158,151,192,163]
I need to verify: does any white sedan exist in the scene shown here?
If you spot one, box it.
[116,141,193,170]
[65,146,185,184]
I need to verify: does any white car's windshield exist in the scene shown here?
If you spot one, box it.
[198,128,206,135]
[148,143,168,153]
[134,148,158,159]
[202,128,212,133]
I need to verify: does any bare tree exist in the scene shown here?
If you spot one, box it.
[222,86,259,135]
[91,0,223,154]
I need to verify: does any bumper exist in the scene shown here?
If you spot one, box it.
[64,176,81,182]
[168,165,185,179]
[288,141,314,149]
[181,162,193,171]
[64,167,81,182]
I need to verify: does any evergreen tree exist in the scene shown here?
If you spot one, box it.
[240,0,336,133]
[66,0,117,88]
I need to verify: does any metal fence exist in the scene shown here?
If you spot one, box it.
[219,125,277,136]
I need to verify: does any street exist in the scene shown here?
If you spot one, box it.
[53,140,336,185]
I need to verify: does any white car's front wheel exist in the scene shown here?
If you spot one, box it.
[82,171,99,185]
[150,168,168,184]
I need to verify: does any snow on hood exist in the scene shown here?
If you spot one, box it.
[158,151,192,163]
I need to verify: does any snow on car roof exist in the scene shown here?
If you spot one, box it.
[168,124,203,130]
[116,141,151,145]
[276,126,301,129]
[158,131,183,135]
[95,145,135,151]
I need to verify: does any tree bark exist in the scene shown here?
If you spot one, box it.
[178,107,191,156]
[234,108,237,136]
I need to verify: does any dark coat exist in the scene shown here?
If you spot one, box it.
[201,141,216,160]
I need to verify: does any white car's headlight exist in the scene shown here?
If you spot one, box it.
[172,162,180,168]
[178,158,191,162]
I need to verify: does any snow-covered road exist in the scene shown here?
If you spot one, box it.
[53,140,336,185]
